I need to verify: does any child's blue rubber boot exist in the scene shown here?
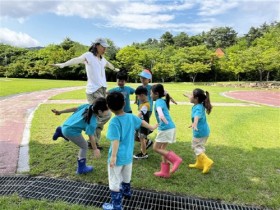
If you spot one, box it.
[121,182,131,199]
[102,191,122,210]
[76,158,93,175]
[52,126,69,141]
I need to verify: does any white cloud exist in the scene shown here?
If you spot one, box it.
[0,0,279,36]
[0,0,196,29]
[53,1,119,19]
[214,1,280,35]
[0,28,40,47]
[108,13,174,29]
[98,1,197,30]
[198,0,239,16]
[0,0,59,20]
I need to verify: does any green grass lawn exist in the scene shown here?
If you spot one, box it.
[0,195,100,210]
[29,103,280,209]
[1,77,257,103]
[2,78,280,209]
[49,82,254,103]
[0,78,85,97]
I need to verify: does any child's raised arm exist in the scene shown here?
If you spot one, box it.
[51,107,78,115]
[141,120,158,131]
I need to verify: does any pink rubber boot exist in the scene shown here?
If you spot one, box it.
[165,151,182,173]
[154,162,170,178]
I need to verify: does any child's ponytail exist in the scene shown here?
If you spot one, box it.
[83,105,94,124]
[193,88,212,114]
[83,97,108,124]
[204,91,212,114]
[165,93,170,110]
[152,84,170,109]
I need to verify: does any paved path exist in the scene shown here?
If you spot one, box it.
[0,87,84,175]
[45,99,260,107]
[224,90,280,107]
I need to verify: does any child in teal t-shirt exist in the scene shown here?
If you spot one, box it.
[135,70,177,152]
[184,88,214,174]
[107,71,135,113]
[151,84,182,179]
[102,92,157,210]
[51,97,108,175]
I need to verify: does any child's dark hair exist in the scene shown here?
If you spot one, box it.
[83,97,108,124]
[135,86,148,96]
[152,84,170,110]
[89,43,102,58]
[106,92,125,111]
[116,71,128,81]
[193,88,212,114]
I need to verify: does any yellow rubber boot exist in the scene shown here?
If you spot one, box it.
[199,153,213,174]
[188,156,203,169]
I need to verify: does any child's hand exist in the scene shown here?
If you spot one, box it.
[151,124,158,131]
[50,63,64,68]
[183,93,191,98]
[110,156,116,168]
[160,117,168,124]
[189,123,198,131]
[171,98,178,105]
[93,148,101,158]
[51,109,61,115]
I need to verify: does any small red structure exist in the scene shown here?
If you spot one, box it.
[215,48,225,58]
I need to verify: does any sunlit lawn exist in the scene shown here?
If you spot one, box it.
[2,78,280,209]
[50,82,255,103]
[29,103,280,209]
[0,195,99,210]
[1,77,258,103]
[0,78,85,97]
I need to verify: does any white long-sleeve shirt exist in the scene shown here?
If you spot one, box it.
[58,52,116,94]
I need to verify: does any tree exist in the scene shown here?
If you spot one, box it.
[105,39,119,61]
[160,32,174,47]
[205,27,237,49]
[181,62,210,82]
[242,25,280,81]
[153,62,176,82]
[218,39,248,81]
[188,33,205,47]
[175,45,212,82]
[116,46,142,72]
[173,32,190,48]
[245,27,264,47]
[60,37,75,50]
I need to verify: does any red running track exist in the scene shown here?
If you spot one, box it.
[224,90,280,107]
[0,87,84,175]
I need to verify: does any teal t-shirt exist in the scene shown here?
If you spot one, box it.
[108,86,135,113]
[191,104,210,138]
[154,98,175,131]
[62,104,97,137]
[106,114,142,166]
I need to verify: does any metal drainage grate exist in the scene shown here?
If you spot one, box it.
[0,175,34,196]
[0,176,263,210]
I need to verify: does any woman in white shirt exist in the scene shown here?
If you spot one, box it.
[52,38,119,149]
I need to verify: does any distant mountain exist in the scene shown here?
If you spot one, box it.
[27,46,44,50]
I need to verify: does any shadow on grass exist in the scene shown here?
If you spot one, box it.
[28,137,280,209]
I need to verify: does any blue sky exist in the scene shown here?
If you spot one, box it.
[0,0,279,48]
